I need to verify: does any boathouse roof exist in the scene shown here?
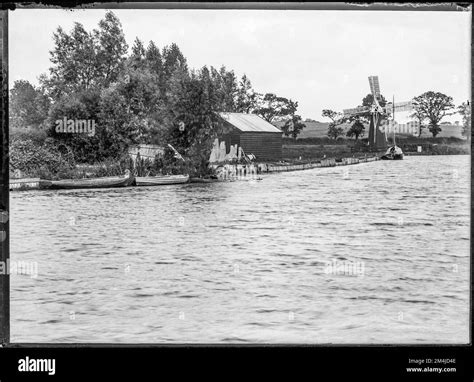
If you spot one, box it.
[218,112,282,133]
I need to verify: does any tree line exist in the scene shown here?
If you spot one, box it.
[10,11,305,174]
[322,92,470,140]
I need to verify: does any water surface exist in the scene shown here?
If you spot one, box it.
[10,155,470,343]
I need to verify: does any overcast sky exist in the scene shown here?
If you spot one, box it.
[9,8,471,121]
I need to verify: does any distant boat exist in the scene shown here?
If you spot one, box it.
[48,170,135,190]
[381,145,404,160]
[381,96,404,160]
[135,174,189,186]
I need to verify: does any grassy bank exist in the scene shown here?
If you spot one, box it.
[282,136,470,161]
[282,144,355,162]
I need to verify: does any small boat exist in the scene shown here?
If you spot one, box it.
[135,174,189,186]
[48,169,135,190]
[9,178,52,191]
[381,97,403,160]
[381,145,404,160]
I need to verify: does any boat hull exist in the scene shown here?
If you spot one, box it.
[381,154,404,160]
[135,175,189,186]
[49,173,135,189]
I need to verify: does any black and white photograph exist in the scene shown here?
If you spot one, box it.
[1,3,471,352]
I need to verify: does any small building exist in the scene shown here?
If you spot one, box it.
[128,144,165,164]
[218,112,282,161]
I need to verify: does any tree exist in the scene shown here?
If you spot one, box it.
[145,41,163,82]
[235,74,258,113]
[47,88,103,162]
[346,119,365,140]
[362,93,387,108]
[162,43,187,82]
[281,114,305,139]
[42,11,128,98]
[165,67,222,175]
[322,109,344,140]
[105,55,165,145]
[457,101,471,140]
[10,80,50,129]
[412,91,455,137]
[409,108,427,137]
[254,93,298,123]
[130,38,146,68]
[327,124,344,140]
[208,66,239,112]
[94,11,129,85]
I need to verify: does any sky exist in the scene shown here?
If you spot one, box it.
[8,8,472,122]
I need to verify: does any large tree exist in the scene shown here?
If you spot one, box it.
[42,11,128,98]
[412,91,455,137]
[254,93,298,123]
[322,109,344,140]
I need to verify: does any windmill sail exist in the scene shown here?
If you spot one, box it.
[368,76,381,100]
[343,106,369,117]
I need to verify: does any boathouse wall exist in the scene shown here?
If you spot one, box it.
[218,113,282,161]
[239,132,282,160]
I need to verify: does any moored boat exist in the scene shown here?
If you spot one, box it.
[48,169,135,190]
[381,145,404,160]
[135,174,189,186]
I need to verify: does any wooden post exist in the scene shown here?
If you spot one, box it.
[0,10,9,345]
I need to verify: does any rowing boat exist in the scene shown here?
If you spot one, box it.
[135,174,189,186]
[48,170,135,190]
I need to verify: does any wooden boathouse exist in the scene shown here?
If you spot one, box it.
[217,112,282,161]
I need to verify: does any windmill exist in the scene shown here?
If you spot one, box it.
[343,76,419,149]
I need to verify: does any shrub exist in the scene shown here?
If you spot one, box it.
[9,138,76,178]
[10,126,48,145]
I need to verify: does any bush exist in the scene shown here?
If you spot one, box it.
[10,126,48,145]
[9,138,76,179]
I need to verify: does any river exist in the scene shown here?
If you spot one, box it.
[9,155,470,343]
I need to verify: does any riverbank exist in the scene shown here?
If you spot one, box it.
[282,137,470,160]
[11,155,380,190]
